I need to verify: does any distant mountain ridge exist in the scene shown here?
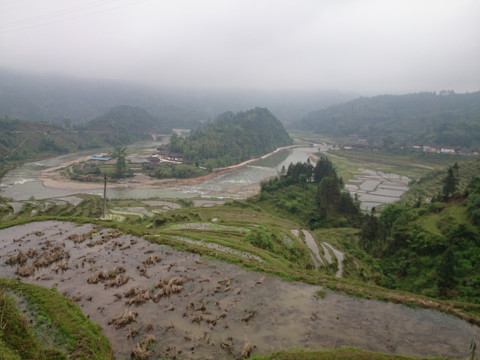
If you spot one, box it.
[0,67,354,126]
[294,91,480,149]
[0,68,202,127]
[79,105,168,143]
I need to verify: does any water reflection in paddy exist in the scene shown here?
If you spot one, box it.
[0,221,477,359]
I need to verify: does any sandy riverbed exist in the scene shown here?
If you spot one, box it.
[37,145,298,191]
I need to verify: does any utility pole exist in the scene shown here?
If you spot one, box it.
[103,173,107,219]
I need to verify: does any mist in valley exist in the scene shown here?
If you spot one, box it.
[1,0,479,126]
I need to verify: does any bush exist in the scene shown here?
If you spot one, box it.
[244,229,273,250]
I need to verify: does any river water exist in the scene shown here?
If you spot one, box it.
[1,146,478,358]
[0,142,322,201]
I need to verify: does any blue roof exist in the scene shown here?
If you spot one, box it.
[91,156,111,161]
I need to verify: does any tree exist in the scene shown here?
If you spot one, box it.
[317,176,340,205]
[359,208,379,253]
[437,247,456,297]
[313,157,335,182]
[383,136,394,150]
[112,145,127,178]
[442,166,458,200]
[467,193,480,225]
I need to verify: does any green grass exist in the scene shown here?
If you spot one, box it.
[402,158,480,204]
[2,191,480,329]
[416,204,470,237]
[249,347,451,360]
[417,213,443,237]
[324,149,469,183]
[0,279,112,360]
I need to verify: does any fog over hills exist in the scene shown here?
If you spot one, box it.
[0,68,355,126]
[294,91,480,149]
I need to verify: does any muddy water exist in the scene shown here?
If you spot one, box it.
[1,221,478,360]
[0,146,319,201]
[345,170,411,210]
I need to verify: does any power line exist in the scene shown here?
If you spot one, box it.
[0,0,118,29]
[0,0,150,33]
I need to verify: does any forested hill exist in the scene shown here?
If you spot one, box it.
[78,105,168,144]
[168,107,292,168]
[0,106,165,176]
[294,91,480,149]
[0,117,91,177]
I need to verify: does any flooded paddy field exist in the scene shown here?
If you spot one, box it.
[344,169,411,210]
[1,144,413,211]
[1,221,478,359]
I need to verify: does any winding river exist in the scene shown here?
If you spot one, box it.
[1,144,479,358]
[0,142,322,201]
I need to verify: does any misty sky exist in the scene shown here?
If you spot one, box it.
[1,0,479,94]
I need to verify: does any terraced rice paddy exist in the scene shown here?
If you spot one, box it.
[344,169,410,210]
[1,221,478,359]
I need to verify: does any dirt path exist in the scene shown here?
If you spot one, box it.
[0,221,477,359]
[293,230,344,278]
[301,229,324,268]
[322,242,344,278]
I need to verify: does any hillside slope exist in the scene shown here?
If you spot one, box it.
[0,106,166,176]
[78,105,168,144]
[295,91,480,149]
[169,107,292,167]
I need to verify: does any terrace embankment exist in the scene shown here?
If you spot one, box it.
[1,221,478,359]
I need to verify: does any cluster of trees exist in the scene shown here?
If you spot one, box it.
[359,167,480,303]
[149,163,208,179]
[259,157,361,228]
[295,91,480,149]
[67,146,131,180]
[168,108,292,168]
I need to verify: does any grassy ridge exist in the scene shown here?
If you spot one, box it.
[250,347,450,360]
[4,195,480,326]
[0,279,112,359]
[1,149,480,344]
[295,91,480,149]
[402,158,480,204]
[325,149,470,183]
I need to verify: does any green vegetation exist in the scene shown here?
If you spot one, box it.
[325,148,471,184]
[402,158,480,205]
[258,157,361,229]
[148,162,209,179]
[0,105,167,178]
[0,118,70,177]
[111,145,128,178]
[1,145,480,356]
[295,91,480,149]
[0,279,112,359]
[250,347,449,360]
[2,156,480,324]
[358,163,480,303]
[76,105,167,145]
[168,107,292,168]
